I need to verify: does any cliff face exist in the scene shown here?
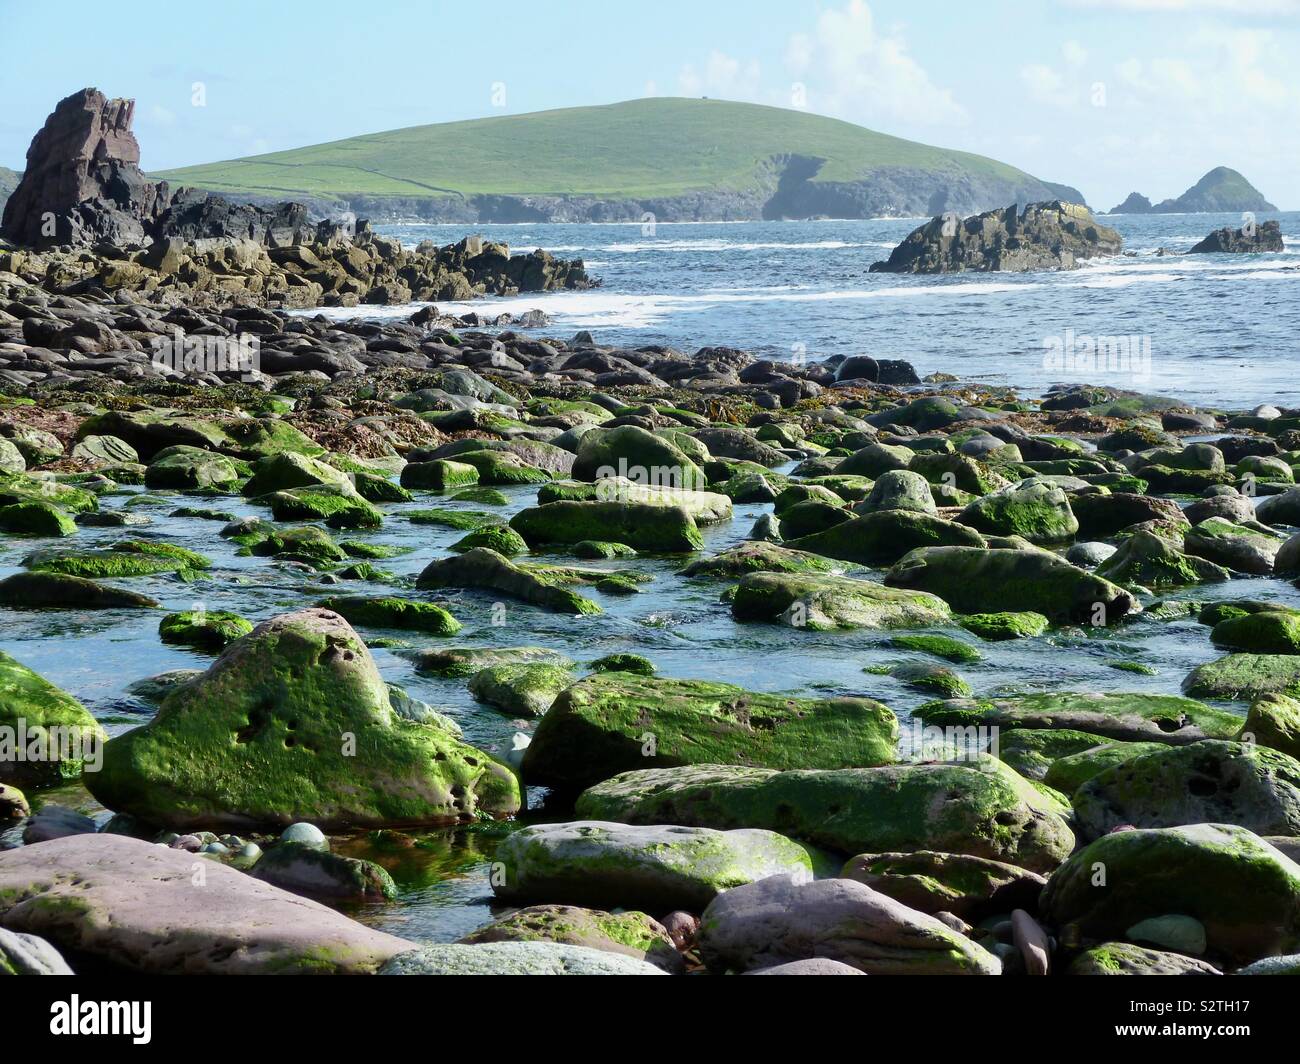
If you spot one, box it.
[1189,219,1284,253]
[1107,167,1276,215]
[869,201,1122,274]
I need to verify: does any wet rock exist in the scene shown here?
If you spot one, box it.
[730,570,951,630]
[380,940,665,975]
[0,833,415,973]
[841,851,1046,919]
[416,547,601,615]
[251,841,398,901]
[493,821,816,911]
[0,927,74,975]
[698,874,1001,975]
[1068,942,1221,975]
[522,672,898,791]
[460,904,682,972]
[86,608,519,830]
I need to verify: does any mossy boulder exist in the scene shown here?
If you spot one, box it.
[887,546,1138,625]
[469,662,575,717]
[86,608,520,830]
[522,673,899,792]
[858,469,936,514]
[571,425,707,489]
[840,850,1046,920]
[413,645,574,678]
[0,571,158,609]
[588,653,655,675]
[956,611,1050,641]
[992,728,1124,781]
[1184,517,1284,575]
[1212,611,1300,655]
[349,471,411,504]
[459,904,681,972]
[1043,740,1169,795]
[680,541,850,580]
[251,841,398,901]
[400,459,480,491]
[1070,492,1186,539]
[449,524,529,556]
[731,571,951,631]
[1072,740,1300,840]
[493,820,816,911]
[243,452,350,497]
[248,525,347,567]
[510,500,703,553]
[956,478,1078,543]
[379,941,665,975]
[882,661,971,698]
[775,499,851,539]
[1067,942,1222,976]
[920,692,1242,745]
[1242,693,1300,760]
[144,446,241,491]
[0,650,106,785]
[1183,654,1300,701]
[416,548,601,615]
[889,633,982,664]
[576,759,1075,873]
[789,511,986,567]
[0,500,77,537]
[266,485,383,529]
[1040,824,1300,965]
[315,596,461,635]
[0,473,98,515]
[159,610,254,650]
[446,448,553,485]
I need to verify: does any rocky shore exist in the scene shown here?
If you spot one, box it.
[2,262,1300,975]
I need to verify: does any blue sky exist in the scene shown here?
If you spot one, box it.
[2,0,1297,208]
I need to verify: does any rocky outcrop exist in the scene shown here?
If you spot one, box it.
[1190,219,1284,254]
[869,201,1121,274]
[1107,167,1277,215]
[0,88,319,250]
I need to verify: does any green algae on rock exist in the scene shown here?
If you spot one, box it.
[493,820,816,911]
[1042,739,1168,795]
[86,608,520,830]
[417,547,601,615]
[886,546,1138,625]
[413,645,574,678]
[1183,653,1300,701]
[920,692,1242,745]
[1067,942,1222,976]
[1212,610,1300,655]
[789,510,987,567]
[0,650,106,785]
[0,500,78,537]
[0,570,159,609]
[956,611,1050,640]
[1040,823,1300,965]
[575,759,1075,873]
[730,571,951,631]
[315,595,461,635]
[522,672,899,791]
[159,609,254,650]
[380,940,666,975]
[680,541,851,580]
[510,499,703,553]
[1072,739,1300,840]
[469,662,575,717]
[840,850,1046,920]
[956,478,1079,543]
[459,903,682,972]
[449,524,529,556]
[1242,693,1300,760]
[888,633,982,664]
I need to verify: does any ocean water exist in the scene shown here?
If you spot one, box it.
[369,211,1300,409]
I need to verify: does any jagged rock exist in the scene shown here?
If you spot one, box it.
[1190,219,1284,254]
[870,201,1121,274]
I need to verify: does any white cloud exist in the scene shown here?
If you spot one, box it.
[146,105,176,126]
[1063,40,1089,68]
[1021,63,1080,106]
[677,50,762,100]
[672,1,965,128]
[1067,0,1299,13]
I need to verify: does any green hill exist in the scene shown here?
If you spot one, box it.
[1108,166,1276,214]
[153,98,1082,223]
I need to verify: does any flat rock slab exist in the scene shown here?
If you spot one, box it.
[380,941,667,975]
[0,834,417,974]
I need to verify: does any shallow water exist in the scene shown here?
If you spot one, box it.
[4,468,1297,941]
[320,212,1300,410]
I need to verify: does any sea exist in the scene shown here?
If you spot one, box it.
[355,211,1300,410]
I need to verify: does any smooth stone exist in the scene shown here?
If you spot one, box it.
[380,941,666,975]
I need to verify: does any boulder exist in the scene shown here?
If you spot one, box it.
[957,479,1078,543]
[570,425,707,488]
[459,903,682,972]
[1067,942,1221,976]
[0,928,74,975]
[0,571,158,609]
[840,851,1046,920]
[730,571,951,630]
[0,650,104,786]
[469,662,574,716]
[493,821,816,911]
[379,941,665,975]
[250,841,397,901]
[0,834,415,973]
[416,548,601,615]
[86,609,520,830]
[886,547,1138,624]
[522,673,898,791]
[697,874,1001,975]
[576,759,1075,873]
[1040,824,1300,965]
[789,511,986,567]
[869,201,1122,274]
[1189,219,1284,253]
[1073,740,1300,840]
[510,500,703,553]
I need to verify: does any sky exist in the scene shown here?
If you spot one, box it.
[2,0,1298,209]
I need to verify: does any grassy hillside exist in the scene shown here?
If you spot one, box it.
[153,97,1054,203]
